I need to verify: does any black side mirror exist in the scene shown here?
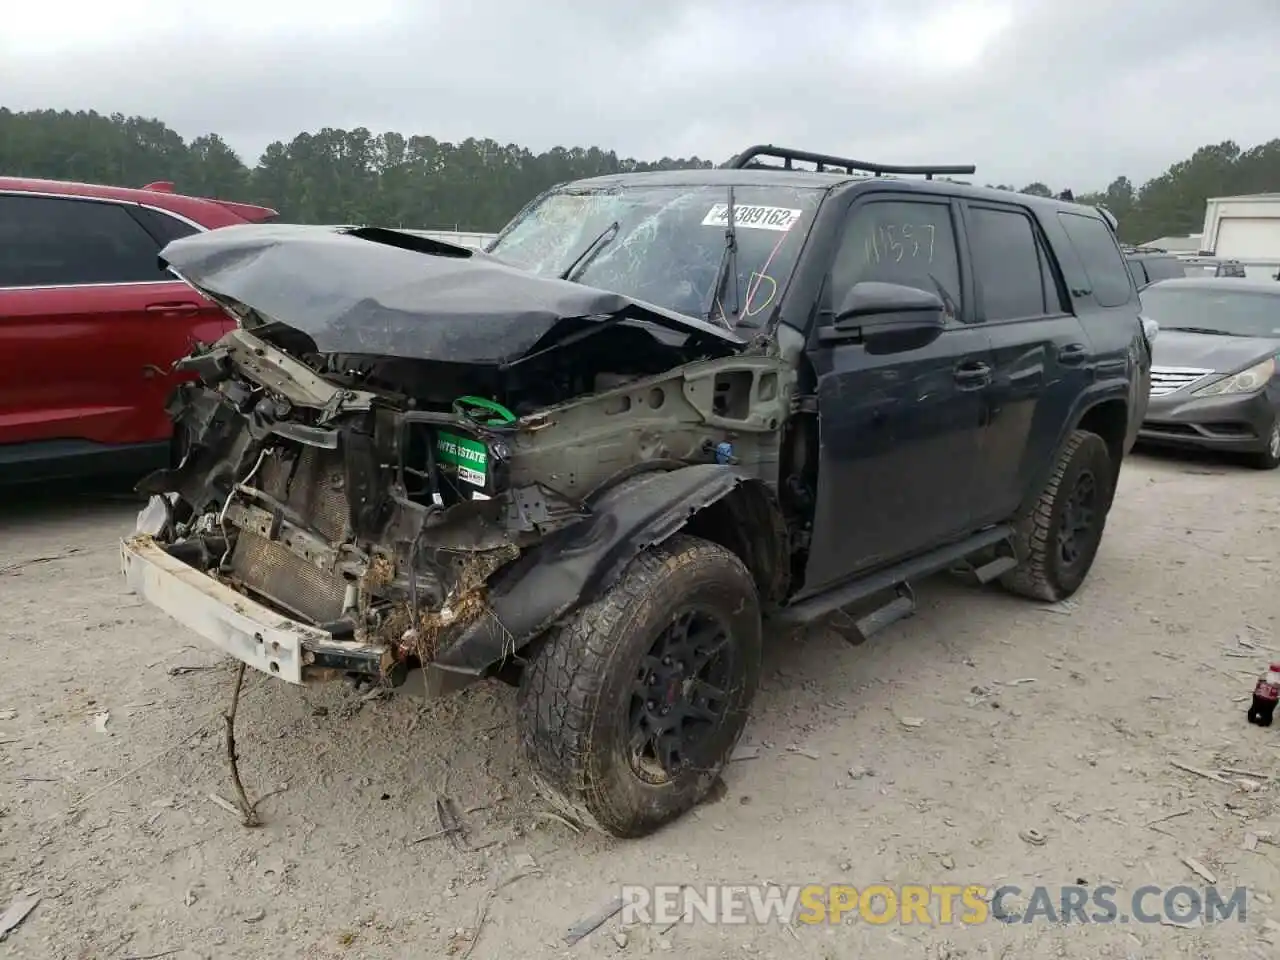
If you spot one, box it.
[819,281,947,354]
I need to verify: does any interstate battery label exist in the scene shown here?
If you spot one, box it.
[436,431,487,487]
[701,204,802,231]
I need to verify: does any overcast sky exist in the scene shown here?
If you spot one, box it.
[3,0,1277,193]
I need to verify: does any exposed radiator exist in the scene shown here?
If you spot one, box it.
[230,529,348,624]
[229,445,351,624]
[258,446,349,541]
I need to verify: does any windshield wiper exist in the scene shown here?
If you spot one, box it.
[559,221,619,282]
[704,187,740,329]
[1163,325,1244,336]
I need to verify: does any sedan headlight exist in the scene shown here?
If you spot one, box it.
[1192,356,1276,396]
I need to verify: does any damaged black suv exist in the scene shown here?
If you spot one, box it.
[122,145,1152,838]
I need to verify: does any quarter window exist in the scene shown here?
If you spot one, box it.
[0,194,169,288]
[1057,212,1134,307]
[829,199,963,318]
[1143,256,1185,282]
[129,206,200,246]
[967,206,1058,320]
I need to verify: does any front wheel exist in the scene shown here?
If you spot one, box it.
[1247,420,1280,470]
[1000,429,1114,603]
[516,534,762,838]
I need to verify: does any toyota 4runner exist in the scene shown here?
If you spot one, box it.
[121,145,1153,838]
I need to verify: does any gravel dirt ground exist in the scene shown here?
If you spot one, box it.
[3,450,1280,960]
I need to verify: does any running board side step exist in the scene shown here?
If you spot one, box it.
[828,583,916,646]
[773,525,1016,628]
[973,555,1018,583]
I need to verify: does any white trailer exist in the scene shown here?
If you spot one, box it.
[1198,194,1280,279]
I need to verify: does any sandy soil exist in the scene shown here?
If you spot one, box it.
[3,450,1280,960]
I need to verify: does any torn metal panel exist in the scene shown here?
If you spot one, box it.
[432,464,765,676]
[502,353,793,498]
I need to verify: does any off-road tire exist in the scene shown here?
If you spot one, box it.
[1247,419,1280,470]
[516,534,762,838]
[999,429,1113,603]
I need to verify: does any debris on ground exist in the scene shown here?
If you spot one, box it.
[436,795,465,851]
[785,744,820,760]
[0,549,82,575]
[729,745,761,761]
[1145,809,1193,829]
[1221,767,1270,779]
[512,853,538,872]
[899,717,925,728]
[1169,760,1232,784]
[93,711,111,735]
[564,895,625,946]
[412,823,463,844]
[207,793,243,819]
[1182,856,1218,884]
[167,665,217,676]
[222,663,264,827]
[1019,829,1047,846]
[0,894,40,942]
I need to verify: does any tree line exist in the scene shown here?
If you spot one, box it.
[2,108,1277,245]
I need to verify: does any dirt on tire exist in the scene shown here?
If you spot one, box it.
[1001,428,1113,603]
[516,533,762,838]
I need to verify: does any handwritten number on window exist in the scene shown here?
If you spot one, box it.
[862,223,937,265]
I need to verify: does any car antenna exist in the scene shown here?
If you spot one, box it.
[705,187,740,328]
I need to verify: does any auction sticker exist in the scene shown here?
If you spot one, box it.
[702,204,802,231]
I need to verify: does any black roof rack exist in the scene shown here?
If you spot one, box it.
[725,144,975,180]
[1122,244,1169,255]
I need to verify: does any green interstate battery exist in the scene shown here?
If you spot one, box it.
[435,430,491,496]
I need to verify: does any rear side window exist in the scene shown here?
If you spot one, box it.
[0,194,168,287]
[1057,212,1134,307]
[967,206,1060,320]
[1144,256,1185,282]
[1126,259,1148,288]
[129,206,200,246]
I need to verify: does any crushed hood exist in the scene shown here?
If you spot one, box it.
[159,223,745,365]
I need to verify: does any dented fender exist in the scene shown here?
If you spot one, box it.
[432,464,756,678]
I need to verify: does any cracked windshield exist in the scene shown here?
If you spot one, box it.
[486,184,824,327]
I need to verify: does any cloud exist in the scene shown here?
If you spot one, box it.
[2,0,1276,191]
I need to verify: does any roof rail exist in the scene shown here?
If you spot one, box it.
[141,181,175,193]
[1122,244,1169,255]
[725,144,975,180]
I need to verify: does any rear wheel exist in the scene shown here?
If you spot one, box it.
[1000,429,1113,603]
[1247,419,1280,470]
[516,534,761,838]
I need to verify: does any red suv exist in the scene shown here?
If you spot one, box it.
[0,177,277,484]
